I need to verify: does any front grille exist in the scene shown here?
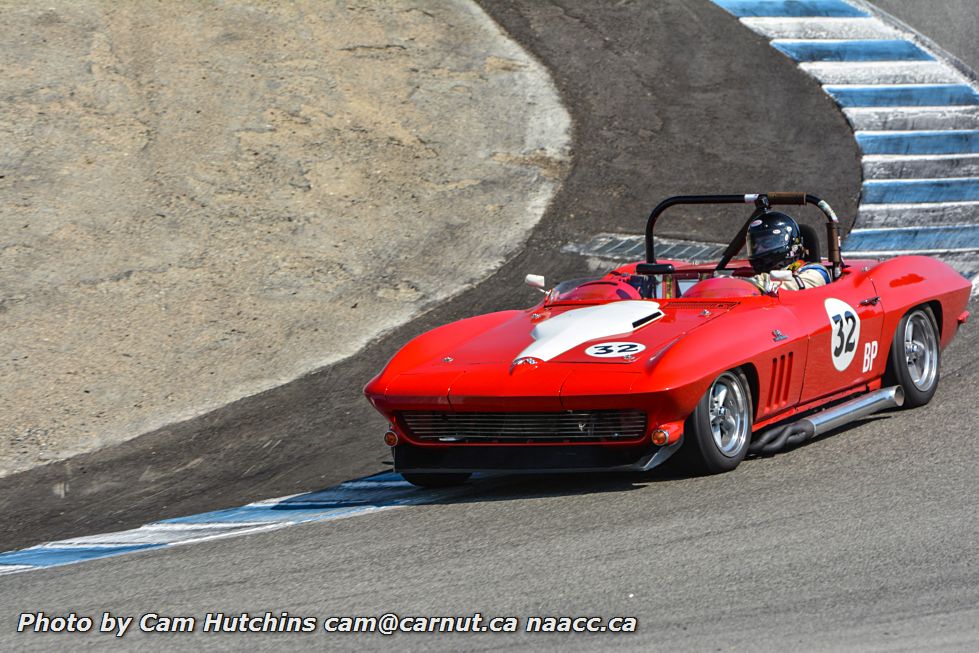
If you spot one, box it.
[398,410,647,443]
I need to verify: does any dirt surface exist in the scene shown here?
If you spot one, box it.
[0,0,861,551]
[0,0,569,477]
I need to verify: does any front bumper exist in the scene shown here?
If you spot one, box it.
[393,441,681,474]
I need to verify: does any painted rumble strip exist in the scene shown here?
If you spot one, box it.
[712,0,979,289]
[713,0,868,18]
[856,130,979,156]
[862,178,979,204]
[771,39,932,63]
[846,225,979,253]
[824,84,979,108]
[562,235,726,264]
[0,472,484,575]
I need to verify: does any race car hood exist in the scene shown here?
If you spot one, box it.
[441,300,733,366]
[374,298,738,411]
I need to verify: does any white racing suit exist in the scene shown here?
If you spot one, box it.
[750,260,831,293]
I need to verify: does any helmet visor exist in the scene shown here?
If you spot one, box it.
[747,229,792,257]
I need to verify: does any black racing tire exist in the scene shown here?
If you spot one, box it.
[883,306,941,409]
[676,368,753,475]
[402,472,471,488]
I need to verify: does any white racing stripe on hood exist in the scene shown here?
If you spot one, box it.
[515,301,663,362]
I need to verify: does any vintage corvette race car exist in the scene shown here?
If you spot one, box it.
[364,193,971,487]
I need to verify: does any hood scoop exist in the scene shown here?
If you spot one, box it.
[659,300,736,310]
[514,301,663,363]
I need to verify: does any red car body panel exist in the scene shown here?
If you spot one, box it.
[364,254,970,473]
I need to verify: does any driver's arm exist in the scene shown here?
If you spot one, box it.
[751,265,829,292]
[794,264,831,289]
[749,271,774,293]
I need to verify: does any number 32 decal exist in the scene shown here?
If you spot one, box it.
[824,298,861,372]
[585,342,646,358]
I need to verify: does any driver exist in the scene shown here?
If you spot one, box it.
[747,211,830,292]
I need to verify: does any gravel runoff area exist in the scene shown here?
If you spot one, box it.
[0,0,570,477]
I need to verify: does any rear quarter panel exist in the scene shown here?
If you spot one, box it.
[867,256,971,350]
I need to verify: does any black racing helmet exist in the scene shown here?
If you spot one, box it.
[746,211,803,273]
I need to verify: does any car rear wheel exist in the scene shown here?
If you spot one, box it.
[677,369,753,475]
[402,472,471,488]
[884,306,940,408]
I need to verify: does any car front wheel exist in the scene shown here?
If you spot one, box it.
[678,369,753,474]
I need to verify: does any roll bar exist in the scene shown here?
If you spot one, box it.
[644,193,843,279]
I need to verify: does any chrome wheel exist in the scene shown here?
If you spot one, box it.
[904,311,939,392]
[708,372,750,457]
[884,307,941,409]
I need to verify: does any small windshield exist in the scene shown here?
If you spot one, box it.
[544,276,642,305]
[550,276,603,298]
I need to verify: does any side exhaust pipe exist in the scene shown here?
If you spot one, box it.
[750,386,904,455]
[803,385,904,436]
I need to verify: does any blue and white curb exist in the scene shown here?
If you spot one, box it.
[0,472,481,575]
[563,235,727,265]
[713,0,979,292]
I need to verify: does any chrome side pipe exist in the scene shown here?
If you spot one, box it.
[803,385,904,436]
[749,386,905,455]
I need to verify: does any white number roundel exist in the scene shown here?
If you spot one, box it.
[585,342,646,358]
[824,298,861,372]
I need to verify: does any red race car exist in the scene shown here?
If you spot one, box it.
[365,193,971,487]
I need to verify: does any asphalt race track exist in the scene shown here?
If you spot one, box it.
[2,1,977,651]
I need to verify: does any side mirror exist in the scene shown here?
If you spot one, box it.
[524,274,546,292]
